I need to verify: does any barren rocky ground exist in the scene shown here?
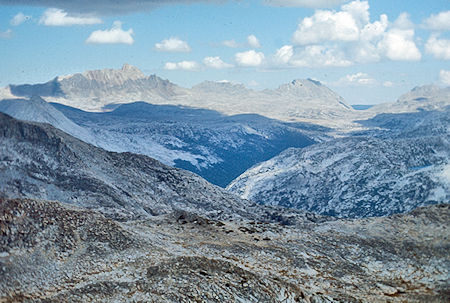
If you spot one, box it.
[1,197,449,302]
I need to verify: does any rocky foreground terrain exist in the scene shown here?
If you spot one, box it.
[1,197,449,302]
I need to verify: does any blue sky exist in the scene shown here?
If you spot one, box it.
[0,0,449,104]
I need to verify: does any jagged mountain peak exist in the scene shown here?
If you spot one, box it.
[289,78,322,87]
[121,63,141,73]
[79,64,146,85]
[277,78,333,93]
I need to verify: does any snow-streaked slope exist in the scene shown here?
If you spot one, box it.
[0,112,324,224]
[228,109,450,218]
[0,95,318,187]
[0,96,95,144]
[53,102,319,187]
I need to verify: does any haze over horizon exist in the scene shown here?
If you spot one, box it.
[1,0,449,104]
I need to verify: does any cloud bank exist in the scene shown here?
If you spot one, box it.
[40,8,102,26]
[203,56,233,69]
[425,35,450,60]
[0,0,227,15]
[439,70,450,86]
[222,35,261,48]
[333,72,376,86]
[235,50,265,67]
[423,10,450,31]
[247,35,261,48]
[265,0,348,8]
[0,29,12,38]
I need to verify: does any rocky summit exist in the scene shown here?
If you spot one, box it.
[1,197,449,302]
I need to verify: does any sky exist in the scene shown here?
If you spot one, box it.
[0,0,449,104]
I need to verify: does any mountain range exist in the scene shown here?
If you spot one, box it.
[0,112,324,224]
[0,97,319,187]
[0,114,448,300]
[1,68,449,219]
[3,64,355,127]
[1,64,449,301]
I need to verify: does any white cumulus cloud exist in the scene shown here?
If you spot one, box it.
[281,1,422,68]
[265,0,348,8]
[154,37,191,52]
[378,28,421,61]
[235,50,265,67]
[292,0,369,45]
[425,35,450,60]
[423,10,450,31]
[39,8,102,26]
[376,13,421,61]
[290,45,352,67]
[203,56,233,69]
[10,12,31,26]
[164,61,199,71]
[247,35,261,48]
[334,72,376,86]
[274,45,294,64]
[439,70,450,86]
[86,21,134,44]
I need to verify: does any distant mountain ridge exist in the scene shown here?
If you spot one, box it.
[9,64,184,111]
[3,64,354,125]
[4,65,450,127]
